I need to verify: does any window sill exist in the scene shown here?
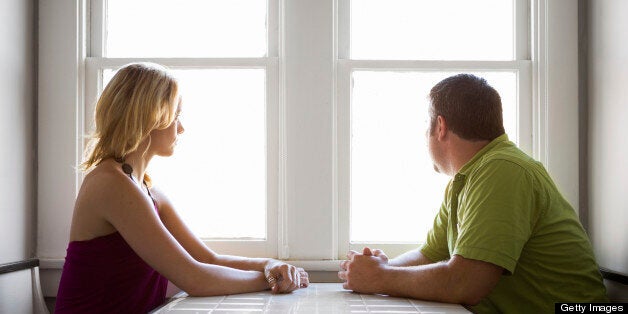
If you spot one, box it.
[40,258,343,272]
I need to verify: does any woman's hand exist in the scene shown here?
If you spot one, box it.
[264,260,309,293]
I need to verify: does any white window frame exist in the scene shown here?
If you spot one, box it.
[82,0,282,258]
[38,0,578,283]
[337,0,533,258]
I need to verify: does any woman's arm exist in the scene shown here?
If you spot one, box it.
[151,187,309,292]
[90,174,269,296]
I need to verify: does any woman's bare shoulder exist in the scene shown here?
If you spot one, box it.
[79,161,132,201]
[71,160,144,240]
[75,160,155,222]
[145,185,173,212]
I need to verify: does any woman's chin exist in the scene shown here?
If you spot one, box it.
[156,149,176,157]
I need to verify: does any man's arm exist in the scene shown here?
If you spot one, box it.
[340,254,502,305]
[339,247,434,276]
[387,248,434,267]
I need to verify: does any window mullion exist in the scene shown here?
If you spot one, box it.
[88,0,105,57]
[337,0,350,59]
[284,0,336,260]
[336,61,351,259]
[515,0,531,60]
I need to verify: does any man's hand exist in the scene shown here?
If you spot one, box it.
[371,248,389,264]
[264,260,309,294]
[339,250,358,273]
[338,247,388,294]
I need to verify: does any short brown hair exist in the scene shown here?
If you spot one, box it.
[429,74,504,141]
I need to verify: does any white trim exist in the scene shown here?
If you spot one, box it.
[76,0,87,195]
[267,0,278,58]
[83,60,100,134]
[339,59,531,70]
[336,60,351,259]
[86,57,272,68]
[268,0,282,257]
[530,0,579,209]
[88,0,105,57]
[518,65,534,155]
[337,0,350,60]
[282,0,336,260]
[331,0,340,261]
[531,0,549,166]
[276,0,289,260]
[266,59,280,258]
[515,0,531,60]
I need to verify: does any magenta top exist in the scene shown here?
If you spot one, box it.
[54,231,168,313]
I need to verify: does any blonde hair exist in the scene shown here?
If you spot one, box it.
[82,62,179,183]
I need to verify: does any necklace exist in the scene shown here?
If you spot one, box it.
[114,157,155,203]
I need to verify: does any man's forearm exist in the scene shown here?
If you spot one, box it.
[379,256,501,305]
[388,249,433,267]
[379,262,467,303]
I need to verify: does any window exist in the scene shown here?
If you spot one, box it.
[88,0,531,258]
[349,71,518,243]
[86,0,279,256]
[338,0,532,256]
[40,0,579,269]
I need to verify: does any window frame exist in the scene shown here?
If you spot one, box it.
[337,0,533,258]
[83,0,283,257]
[37,0,579,276]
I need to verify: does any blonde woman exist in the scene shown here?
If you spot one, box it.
[55,63,309,313]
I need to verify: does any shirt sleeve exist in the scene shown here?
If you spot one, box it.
[420,182,452,262]
[453,159,537,274]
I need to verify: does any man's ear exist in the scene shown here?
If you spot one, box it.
[436,115,448,141]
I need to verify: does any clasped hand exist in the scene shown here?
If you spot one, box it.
[338,247,388,294]
[264,260,309,294]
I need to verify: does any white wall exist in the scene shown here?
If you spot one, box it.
[588,0,628,276]
[0,0,36,265]
[0,0,36,309]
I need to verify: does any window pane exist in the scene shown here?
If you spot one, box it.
[351,0,514,60]
[351,71,517,242]
[106,0,267,57]
[103,69,267,239]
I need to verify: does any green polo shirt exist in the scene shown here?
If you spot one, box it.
[420,134,607,313]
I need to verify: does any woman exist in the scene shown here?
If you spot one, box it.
[55,63,309,313]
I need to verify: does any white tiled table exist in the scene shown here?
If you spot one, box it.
[152,283,470,313]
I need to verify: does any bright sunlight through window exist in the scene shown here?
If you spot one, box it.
[351,0,514,60]
[106,0,267,57]
[350,72,517,243]
[104,69,267,239]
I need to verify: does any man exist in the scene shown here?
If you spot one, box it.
[338,74,608,313]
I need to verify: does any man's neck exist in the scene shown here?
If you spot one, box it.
[447,137,490,176]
